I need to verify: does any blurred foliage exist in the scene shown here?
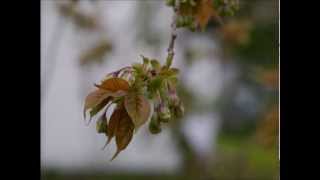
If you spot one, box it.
[56,0,113,65]
[254,67,278,89]
[254,104,278,151]
[219,19,252,47]
[80,40,112,65]
[175,0,279,178]
[223,0,278,69]
[212,134,278,179]
[57,0,98,30]
[166,0,239,31]
[234,22,278,69]
[209,0,278,131]
[211,0,279,174]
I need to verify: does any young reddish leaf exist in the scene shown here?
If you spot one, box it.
[124,93,151,130]
[102,104,124,149]
[84,89,127,124]
[111,107,135,161]
[83,89,111,119]
[95,78,129,92]
[90,97,110,116]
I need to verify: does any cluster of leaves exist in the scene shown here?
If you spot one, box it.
[165,0,239,30]
[83,56,184,160]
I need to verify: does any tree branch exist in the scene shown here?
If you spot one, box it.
[165,2,179,68]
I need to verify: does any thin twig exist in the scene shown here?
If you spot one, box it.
[167,9,177,56]
[166,2,180,68]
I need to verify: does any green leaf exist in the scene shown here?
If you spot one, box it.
[132,63,143,74]
[168,68,180,76]
[148,76,164,96]
[165,53,173,68]
[140,55,150,65]
[124,92,151,130]
[150,59,161,72]
[160,68,179,78]
[167,76,178,86]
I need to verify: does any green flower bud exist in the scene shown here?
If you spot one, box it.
[150,59,161,73]
[175,101,185,118]
[168,89,179,107]
[96,115,107,134]
[158,103,171,122]
[149,113,161,134]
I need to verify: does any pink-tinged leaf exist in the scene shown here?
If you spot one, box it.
[83,88,127,122]
[83,89,110,119]
[124,93,151,130]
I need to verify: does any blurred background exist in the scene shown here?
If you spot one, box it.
[41,0,279,179]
